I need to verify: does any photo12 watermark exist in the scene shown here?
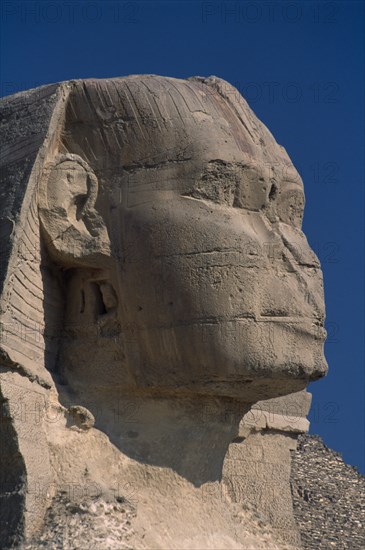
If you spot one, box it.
[201,2,340,25]
[0,1,141,24]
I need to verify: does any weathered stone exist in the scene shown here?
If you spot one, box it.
[0,75,329,548]
[240,391,312,435]
[67,405,95,431]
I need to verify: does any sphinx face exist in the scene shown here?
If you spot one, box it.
[112,146,327,400]
[41,76,327,401]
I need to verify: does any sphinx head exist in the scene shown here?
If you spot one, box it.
[39,75,327,403]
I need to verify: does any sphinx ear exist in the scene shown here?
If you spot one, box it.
[39,154,111,267]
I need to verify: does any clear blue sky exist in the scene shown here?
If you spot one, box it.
[1,0,364,472]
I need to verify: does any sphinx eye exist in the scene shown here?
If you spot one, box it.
[67,172,74,183]
[233,166,268,211]
[183,161,237,205]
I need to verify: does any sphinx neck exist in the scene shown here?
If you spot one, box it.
[67,389,251,486]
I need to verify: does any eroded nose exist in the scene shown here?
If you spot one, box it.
[278,222,321,268]
[277,223,325,322]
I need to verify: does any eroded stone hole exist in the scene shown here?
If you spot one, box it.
[91,282,107,316]
[74,194,88,221]
[269,183,278,201]
[80,289,85,314]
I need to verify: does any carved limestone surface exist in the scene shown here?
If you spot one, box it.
[39,153,111,266]
[0,75,328,549]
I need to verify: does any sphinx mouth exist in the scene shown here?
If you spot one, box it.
[256,316,327,341]
[235,314,327,342]
[290,323,327,342]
